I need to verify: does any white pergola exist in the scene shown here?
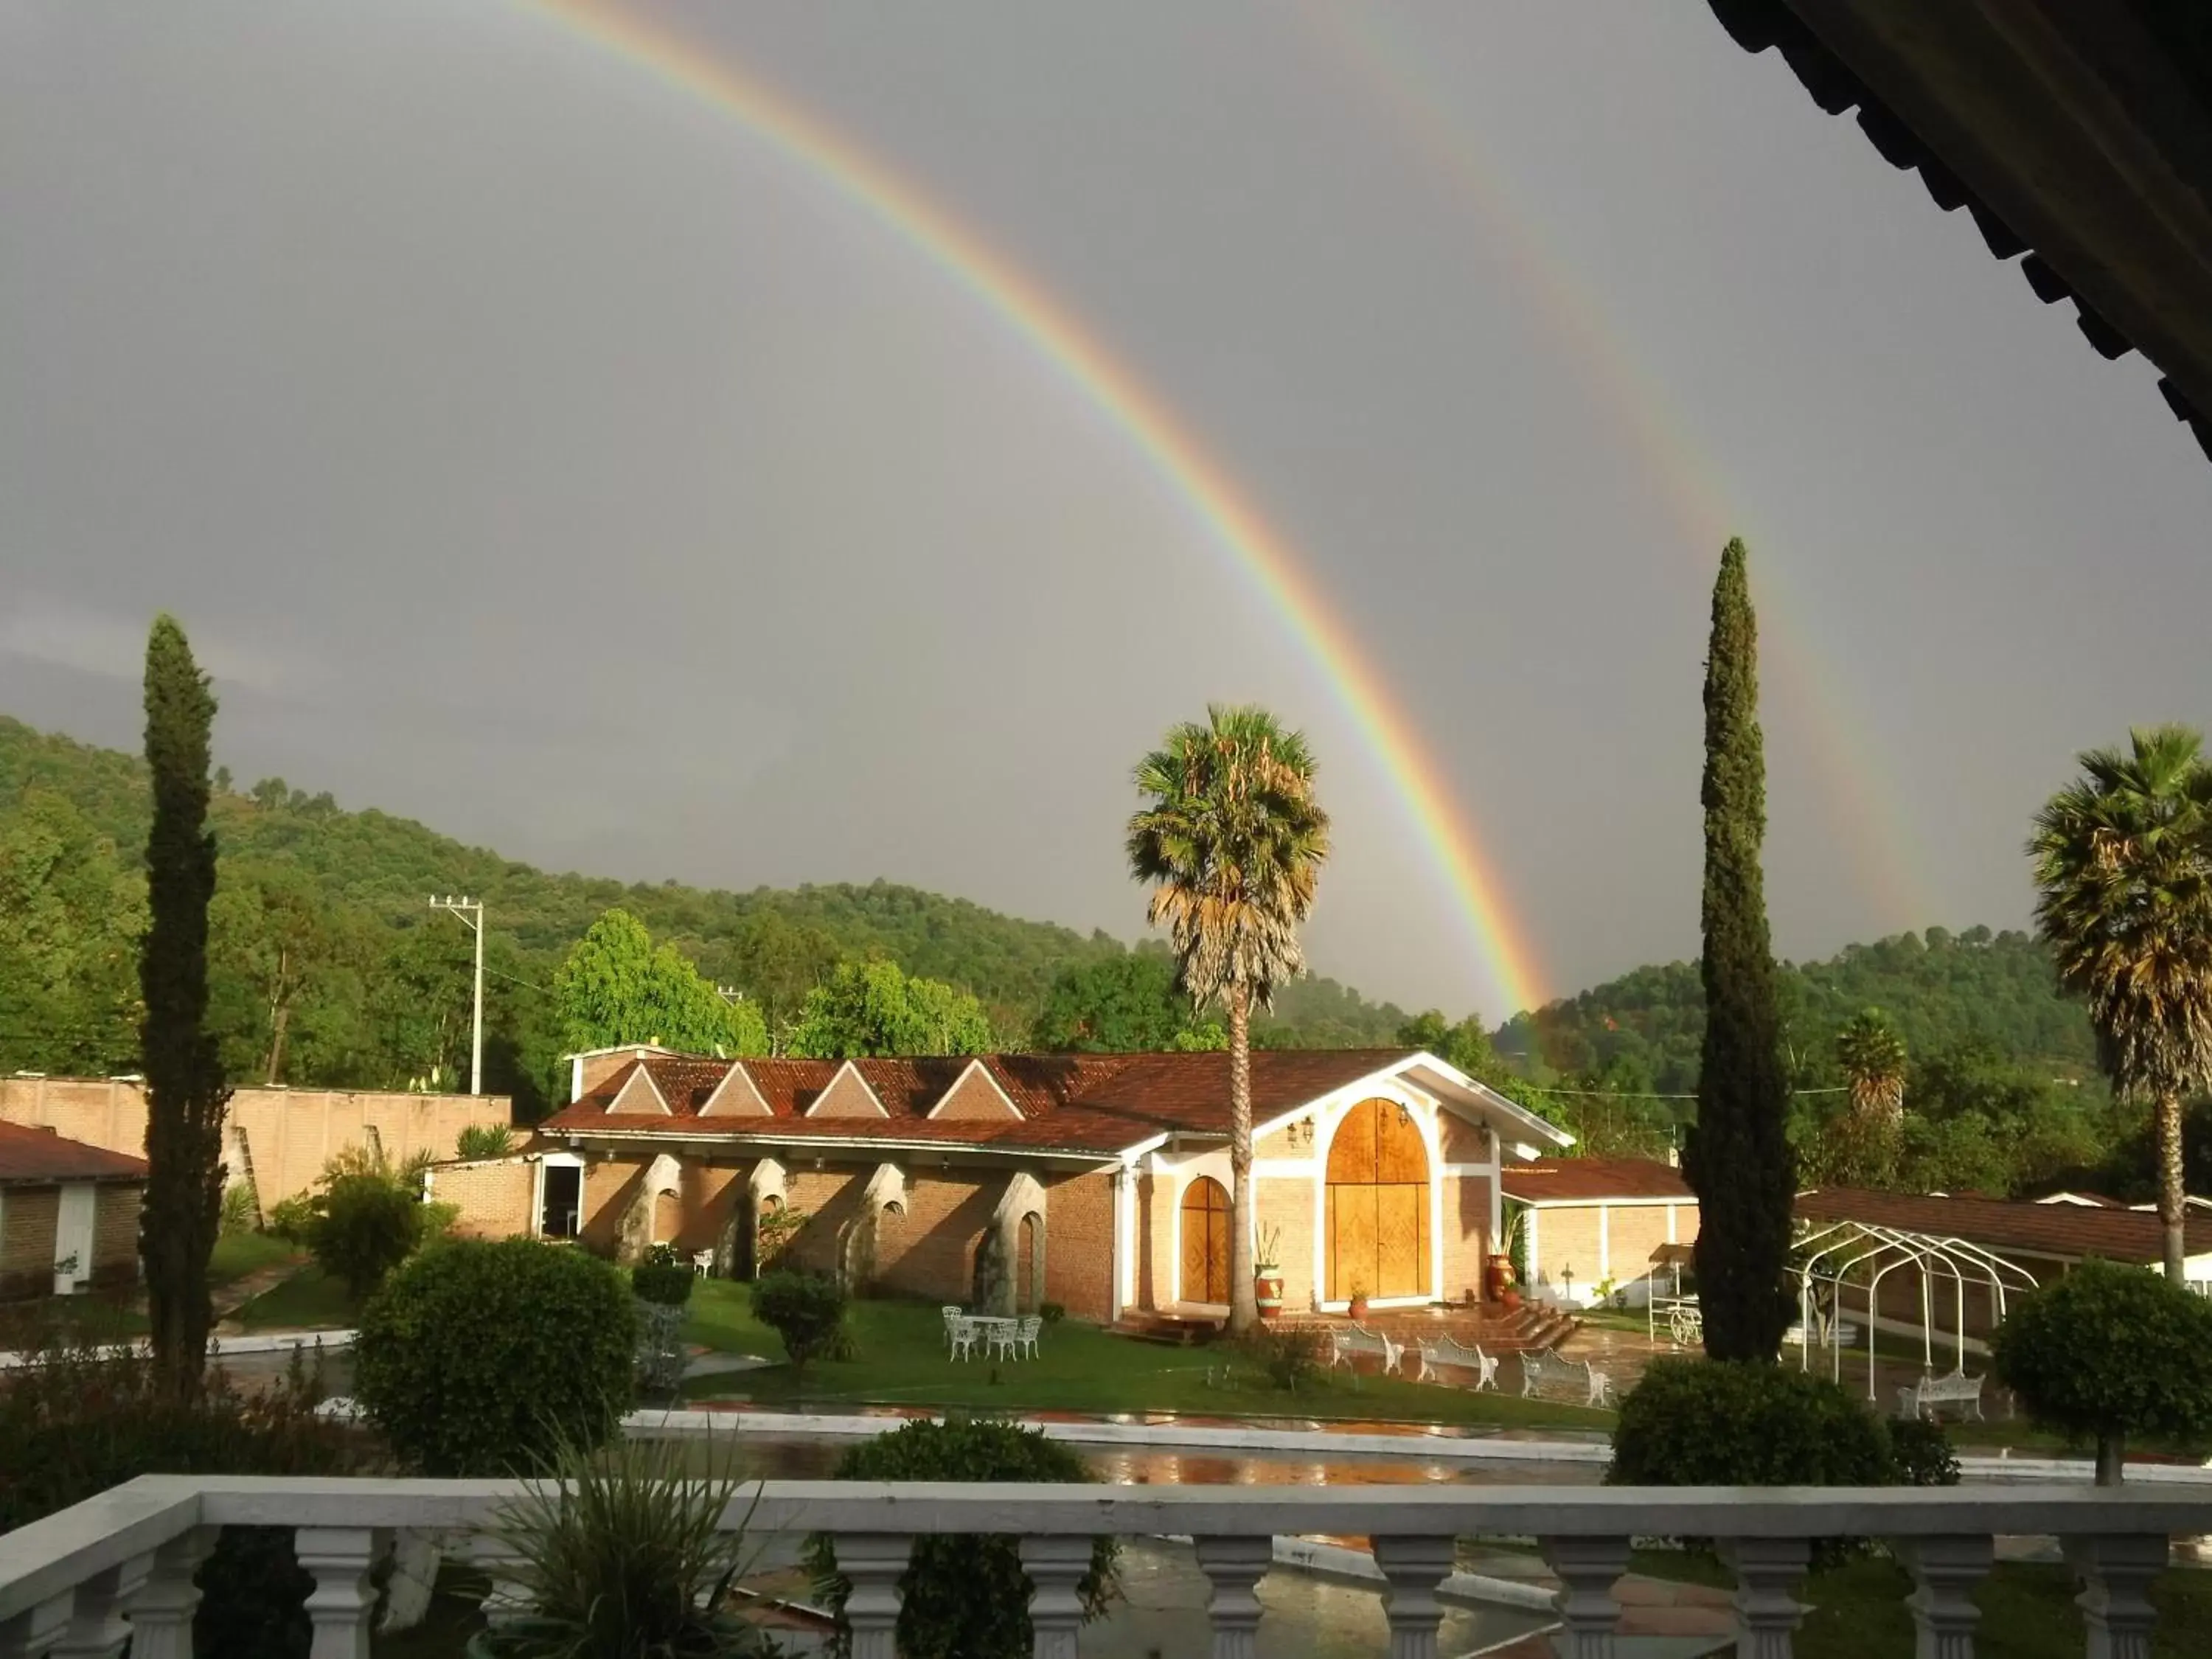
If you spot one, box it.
[1792,1219,2041,1400]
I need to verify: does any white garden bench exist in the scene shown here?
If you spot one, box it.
[1416,1335,1500,1391]
[1519,1347,1614,1408]
[1897,1370,1985,1422]
[1329,1324,1405,1375]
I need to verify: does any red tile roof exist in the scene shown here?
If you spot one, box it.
[1499,1158,1692,1204]
[1797,1187,2212,1265]
[0,1121,148,1185]
[540,1048,1425,1158]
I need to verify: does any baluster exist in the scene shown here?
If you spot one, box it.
[1193,1536,1270,1659]
[1018,1536,1092,1659]
[0,1590,74,1659]
[50,1554,153,1659]
[835,1533,911,1659]
[1897,1534,1992,1659]
[2066,1534,2168,1659]
[295,1527,383,1659]
[1373,1535,1455,1659]
[119,1526,218,1659]
[1541,1536,1629,1658]
[1720,1535,1808,1659]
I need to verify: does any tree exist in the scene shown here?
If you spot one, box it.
[552,909,769,1057]
[1990,1259,2212,1484]
[785,958,993,1058]
[1835,1009,1907,1127]
[0,791,145,1074]
[2029,726,2212,1280]
[1032,950,1221,1051]
[720,911,842,1048]
[1127,703,1331,1333]
[1681,540,1793,1364]
[139,615,231,1402]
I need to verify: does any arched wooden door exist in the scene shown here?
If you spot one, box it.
[1180,1177,1231,1304]
[1326,1098,1430,1301]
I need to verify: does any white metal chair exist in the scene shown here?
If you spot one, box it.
[1015,1315,1043,1360]
[948,1316,981,1363]
[941,1305,963,1352]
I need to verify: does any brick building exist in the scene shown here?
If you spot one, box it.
[493,1046,1570,1323]
[1499,1157,1700,1309]
[0,1121,147,1301]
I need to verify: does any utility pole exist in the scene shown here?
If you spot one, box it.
[429,895,485,1096]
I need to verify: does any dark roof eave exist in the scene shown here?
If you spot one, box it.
[557,1126,1130,1166]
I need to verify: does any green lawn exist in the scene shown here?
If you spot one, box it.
[210,1228,305,1286]
[232,1265,356,1332]
[1632,1549,2212,1657]
[680,1284,1612,1430]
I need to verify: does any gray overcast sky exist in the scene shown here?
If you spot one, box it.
[2,1,2205,1018]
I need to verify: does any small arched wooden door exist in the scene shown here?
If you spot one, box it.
[1180,1177,1231,1304]
[1326,1098,1430,1301]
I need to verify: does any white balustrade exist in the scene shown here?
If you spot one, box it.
[0,1477,2208,1657]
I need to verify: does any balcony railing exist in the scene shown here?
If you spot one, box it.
[1,1474,2208,1657]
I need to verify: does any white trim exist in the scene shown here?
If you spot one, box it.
[1503,1194,1691,1209]
[607,1067,672,1116]
[532,1151,585,1240]
[1113,1167,1133,1319]
[806,1060,888,1119]
[925,1057,1022,1121]
[1309,1083,1444,1306]
[1525,1206,1540,1283]
[700,1062,770,1118]
[1666,1204,1678,1245]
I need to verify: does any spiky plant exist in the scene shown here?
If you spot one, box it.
[2029,725,2212,1280]
[1834,1009,1907,1127]
[1127,704,1330,1332]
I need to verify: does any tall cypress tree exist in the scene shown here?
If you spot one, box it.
[140,615,229,1402]
[1681,538,1793,1363]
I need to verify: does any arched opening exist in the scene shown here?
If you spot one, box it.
[651,1189,681,1248]
[1325,1098,1430,1302]
[1015,1214,1041,1313]
[1179,1176,1231,1305]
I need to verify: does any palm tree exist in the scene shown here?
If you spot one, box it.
[2029,726,2212,1281]
[1127,705,1331,1332]
[1835,1009,1907,1128]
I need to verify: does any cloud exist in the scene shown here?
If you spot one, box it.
[0,597,296,694]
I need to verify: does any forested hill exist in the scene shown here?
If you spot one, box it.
[1499,926,2098,1095]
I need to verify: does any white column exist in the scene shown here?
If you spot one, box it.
[1018,1536,1092,1659]
[1194,1535,1270,1659]
[1542,1536,1629,1658]
[119,1528,218,1659]
[1897,1534,1992,1659]
[2067,1534,2168,1659]
[1721,1536,1808,1659]
[836,1534,911,1659]
[49,1554,152,1659]
[296,1527,383,1659]
[1373,1535,1455,1659]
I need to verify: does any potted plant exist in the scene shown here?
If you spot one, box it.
[1487,1206,1526,1311]
[1346,1282,1369,1323]
[1253,1225,1284,1322]
[470,1430,779,1658]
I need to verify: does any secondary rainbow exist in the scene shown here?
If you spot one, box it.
[520,0,1549,1015]
[1304,4,1934,927]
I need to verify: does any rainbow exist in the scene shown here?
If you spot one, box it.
[1304,4,1934,928]
[518,0,1551,1015]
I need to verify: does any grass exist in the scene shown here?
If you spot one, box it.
[1630,1548,2212,1657]
[209,1228,305,1285]
[679,1283,1613,1430]
[232,1264,357,1332]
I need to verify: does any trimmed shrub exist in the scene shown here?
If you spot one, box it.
[355,1238,637,1476]
[1991,1257,2212,1484]
[305,1172,428,1301]
[750,1270,848,1380]
[806,1417,1116,1659]
[631,1242,697,1308]
[1887,1417,1961,1488]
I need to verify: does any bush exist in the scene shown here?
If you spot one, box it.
[305,1172,430,1301]
[0,1338,366,1658]
[1887,1416,1961,1488]
[355,1239,638,1475]
[458,1122,520,1161]
[1038,1301,1066,1326]
[1990,1257,2212,1483]
[267,1193,316,1243]
[805,1417,1116,1659]
[632,1242,697,1308]
[1236,1322,1328,1392]
[749,1271,848,1380]
[479,1430,777,1658]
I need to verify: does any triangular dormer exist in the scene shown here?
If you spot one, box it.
[700,1062,771,1118]
[928,1057,1022,1121]
[607,1065,672,1116]
[806,1060,888,1119]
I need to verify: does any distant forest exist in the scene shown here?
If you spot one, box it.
[4,713,2139,1194]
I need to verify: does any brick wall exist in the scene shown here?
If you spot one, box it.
[1441,1170,1492,1304]
[581,1157,648,1252]
[777,1169,866,1276]
[1043,1169,1115,1322]
[0,1077,507,1208]
[873,1172,997,1305]
[1604,1205,1688,1293]
[431,1161,539,1239]
[91,1184,140,1285]
[1255,1177,1314,1310]
[1530,1206,1603,1293]
[1438,1113,1490,1164]
[0,1188,60,1300]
